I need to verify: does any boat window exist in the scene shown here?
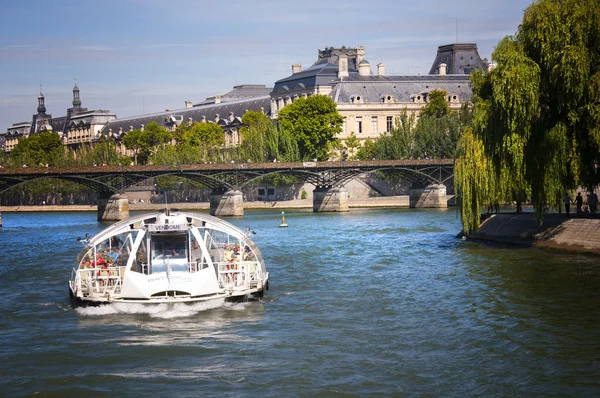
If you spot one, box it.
[131,240,148,274]
[150,234,188,273]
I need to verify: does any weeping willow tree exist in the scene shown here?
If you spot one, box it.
[456,0,600,233]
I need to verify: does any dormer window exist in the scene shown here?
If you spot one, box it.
[382,94,394,103]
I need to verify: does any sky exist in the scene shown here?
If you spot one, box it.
[0,0,534,131]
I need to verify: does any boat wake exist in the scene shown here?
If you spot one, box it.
[75,299,231,318]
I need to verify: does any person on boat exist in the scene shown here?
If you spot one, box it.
[243,246,255,261]
[108,248,118,264]
[224,245,234,262]
[91,252,107,268]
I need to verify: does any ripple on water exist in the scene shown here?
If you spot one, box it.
[1,209,600,397]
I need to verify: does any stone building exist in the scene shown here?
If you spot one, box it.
[271,43,488,144]
[1,84,116,153]
[99,85,272,147]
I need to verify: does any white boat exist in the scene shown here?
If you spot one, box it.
[69,210,269,306]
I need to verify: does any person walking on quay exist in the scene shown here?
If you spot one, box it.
[576,192,584,213]
[563,193,572,216]
[589,191,598,215]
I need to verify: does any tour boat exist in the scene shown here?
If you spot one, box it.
[68,210,269,306]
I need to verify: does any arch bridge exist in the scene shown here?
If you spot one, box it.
[0,159,454,221]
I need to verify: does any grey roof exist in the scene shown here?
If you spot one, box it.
[272,62,339,95]
[194,84,272,106]
[330,74,472,104]
[101,96,271,135]
[429,43,488,75]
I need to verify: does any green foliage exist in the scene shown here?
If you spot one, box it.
[277,95,343,160]
[301,189,307,199]
[456,0,600,232]
[239,111,300,162]
[421,89,451,118]
[10,131,62,167]
[356,139,377,160]
[123,122,172,164]
[373,111,416,159]
[413,114,462,159]
[181,122,225,148]
[344,131,361,160]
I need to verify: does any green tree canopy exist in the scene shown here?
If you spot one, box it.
[456,0,600,232]
[239,110,300,162]
[10,131,63,167]
[277,95,343,160]
[420,89,451,118]
[123,121,172,164]
[181,122,225,148]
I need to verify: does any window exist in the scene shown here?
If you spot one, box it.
[356,117,363,134]
[386,116,393,132]
[258,188,265,196]
[342,117,346,134]
[371,116,377,134]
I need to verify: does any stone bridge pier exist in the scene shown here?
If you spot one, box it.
[97,193,130,221]
[313,187,349,212]
[409,184,447,208]
[210,190,244,217]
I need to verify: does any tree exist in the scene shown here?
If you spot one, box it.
[455,0,600,232]
[373,110,417,159]
[239,110,300,162]
[420,89,451,118]
[181,122,225,148]
[123,122,172,164]
[356,139,377,160]
[10,131,62,166]
[277,95,343,160]
[344,131,360,160]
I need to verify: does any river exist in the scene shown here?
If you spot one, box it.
[0,209,599,397]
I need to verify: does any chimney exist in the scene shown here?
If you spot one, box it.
[356,45,366,64]
[338,55,349,78]
[377,63,385,76]
[358,60,371,76]
[439,63,447,76]
[185,100,193,108]
[292,64,302,74]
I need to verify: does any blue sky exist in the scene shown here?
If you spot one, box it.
[0,0,533,131]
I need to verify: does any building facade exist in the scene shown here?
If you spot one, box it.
[2,44,488,156]
[271,43,487,143]
[1,84,116,153]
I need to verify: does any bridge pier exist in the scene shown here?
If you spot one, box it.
[409,184,447,208]
[210,190,244,217]
[97,194,130,221]
[313,187,349,212]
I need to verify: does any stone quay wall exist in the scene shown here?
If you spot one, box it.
[467,213,600,255]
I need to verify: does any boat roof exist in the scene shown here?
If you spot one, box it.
[88,210,249,245]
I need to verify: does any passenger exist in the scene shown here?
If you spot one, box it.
[224,245,234,262]
[79,258,92,269]
[233,243,240,255]
[108,248,118,263]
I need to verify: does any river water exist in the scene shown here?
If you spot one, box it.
[0,209,599,397]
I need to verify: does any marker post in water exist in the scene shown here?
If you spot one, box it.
[279,211,288,228]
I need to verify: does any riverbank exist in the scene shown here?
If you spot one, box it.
[0,195,412,212]
[466,213,600,255]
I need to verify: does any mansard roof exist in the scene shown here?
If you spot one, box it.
[428,43,489,75]
[195,84,272,106]
[330,74,472,104]
[101,96,271,135]
[272,62,339,95]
